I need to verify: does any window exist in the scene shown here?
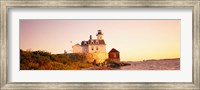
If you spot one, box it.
[91,47,94,50]
[91,40,94,44]
[96,47,98,51]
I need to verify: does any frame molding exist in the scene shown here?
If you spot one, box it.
[1,0,199,89]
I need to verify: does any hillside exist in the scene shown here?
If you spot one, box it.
[20,49,94,70]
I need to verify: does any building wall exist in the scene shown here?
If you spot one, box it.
[99,45,106,52]
[73,44,106,53]
[82,46,88,53]
[85,52,108,63]
[72,45,83,53]
[109,52,120,62]
[88,45,106,53]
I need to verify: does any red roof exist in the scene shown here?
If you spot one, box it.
[109,48,119,53]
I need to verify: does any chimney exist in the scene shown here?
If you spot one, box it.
[90,35,92,40]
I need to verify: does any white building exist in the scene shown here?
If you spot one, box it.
[72,30,106,53]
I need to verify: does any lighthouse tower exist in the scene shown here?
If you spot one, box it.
[96,30,103,40]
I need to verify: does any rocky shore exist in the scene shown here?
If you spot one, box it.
[81,58,180,70]
[81,61,131,70]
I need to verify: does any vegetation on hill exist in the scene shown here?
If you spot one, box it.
[20,49,94,70]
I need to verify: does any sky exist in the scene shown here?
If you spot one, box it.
[20,20,180,61]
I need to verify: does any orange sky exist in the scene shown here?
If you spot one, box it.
[20,20,180,61]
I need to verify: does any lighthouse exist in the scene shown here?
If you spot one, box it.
[96,30,103,40]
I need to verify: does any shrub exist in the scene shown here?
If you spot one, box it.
[20,49,94,70]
